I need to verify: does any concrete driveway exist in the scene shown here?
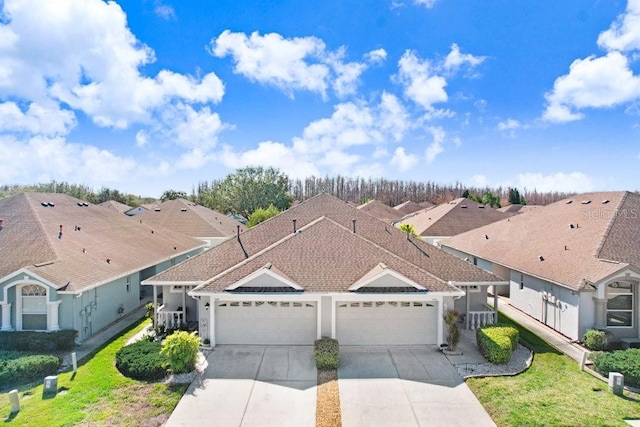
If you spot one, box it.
[339,346,496,427]
[166,346,317,427]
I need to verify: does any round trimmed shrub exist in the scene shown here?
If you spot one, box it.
[115,340,167,380]
[161,331,200,374]
[583,329,611,351]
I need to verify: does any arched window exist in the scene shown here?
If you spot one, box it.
[21,284,47,330]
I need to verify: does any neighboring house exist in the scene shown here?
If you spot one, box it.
[441,191,640,343]
[124,206,148,217]
[498,204,542,215]
[398,198,509,246]
[98,200,132,214]
[144,193,506,347]
[394,200,424,216]
[134,198,247,247]
[357,200,402,223]
[0,193,205,343]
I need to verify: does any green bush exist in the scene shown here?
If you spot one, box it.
[115,340,167,380]
[160,331,200,374]
[477,324,519,364]
[0,353,61,389]
[583,329,611,351]
[591,348,640,388]
[0,330,78,351]
[315,337,339,369]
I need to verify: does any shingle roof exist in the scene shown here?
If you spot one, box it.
[0,193,205,292]
[134,199,246,239]
[394,200,423,216]
[498,204,542,215]
[441,192,640,290]
[357,200,403,223]
[98,200,132,214]
[148,193,502,289]
[398,198,508,237]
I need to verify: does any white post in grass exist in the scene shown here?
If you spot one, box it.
[580,352,588,371]
[9,390,19,413]
[72,352,78,372]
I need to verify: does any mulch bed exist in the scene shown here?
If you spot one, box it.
[316,369,342,427]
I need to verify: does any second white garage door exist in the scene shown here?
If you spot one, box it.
[215,301,317,345]
[336,301,437,345]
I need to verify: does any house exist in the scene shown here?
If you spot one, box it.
[0,193,205,343]
[394,200,424,216]
[357,199,402,223]
[123,206,148,217]
[133,198,247,247]
[498,204,542,215]
[397,198,508,246]
[98,200,132,214]
[144,193,507,346]
[440,191,640,343]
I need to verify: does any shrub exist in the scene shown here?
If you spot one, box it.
[583,329,611,351]
[161,331,200,374]
[0,353,61,389]
[477,324,519,364]
[145,302,155,319]
[443,309,460,350]
[591,348,640,388]
[115,340,167,380]
[315,337,339,370]
[0,330,78,351]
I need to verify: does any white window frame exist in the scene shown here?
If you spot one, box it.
[606,282,634,328]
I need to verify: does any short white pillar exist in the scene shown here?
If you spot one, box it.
[608,372,624,395]
[47,300,62,331]
[9,390,19,413]
[71,352,78,373]
[1,302,12,331]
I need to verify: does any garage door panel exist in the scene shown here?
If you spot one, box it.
[216,301,316,345]
[337,301,437,345]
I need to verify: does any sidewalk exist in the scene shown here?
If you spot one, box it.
[62,302,150,367]
[493,296,587,364]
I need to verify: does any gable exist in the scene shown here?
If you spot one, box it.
[225,265,303,292]
[349,264,426,292]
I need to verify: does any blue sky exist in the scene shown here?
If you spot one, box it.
[1,0,639,197]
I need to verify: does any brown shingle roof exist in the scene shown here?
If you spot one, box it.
[399,198,508,237]
[441,192,640,290]
[0,193,205,292]
[134,199,246,239]
[394,200,423,216]
[148,193,501,287]
[98,200,132,214]
[357,200,402,223]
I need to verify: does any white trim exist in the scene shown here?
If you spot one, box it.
[143,280,204,287]
[448,281,510,287]
[194,293,322,303]
[348,267,426,291]
[225,268,303,291]
[0,270,59,301]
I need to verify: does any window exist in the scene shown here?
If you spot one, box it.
[519,274,524,290]
[606,282,634,327]
[21,284,47,330]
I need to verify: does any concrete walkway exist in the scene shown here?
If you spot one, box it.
[494,296,588,363]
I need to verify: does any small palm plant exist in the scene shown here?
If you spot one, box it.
[443,309,460,351]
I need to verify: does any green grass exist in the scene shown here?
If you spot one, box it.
[467,313,640,427]
[1,319,188,426]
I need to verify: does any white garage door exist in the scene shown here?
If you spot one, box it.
[336,301,437,345]
[216,301,317,345]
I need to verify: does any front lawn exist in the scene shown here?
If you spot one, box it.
[467,313,640,427]
[1,319,187,426]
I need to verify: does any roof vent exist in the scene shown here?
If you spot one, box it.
[106,258,111,264]
[566,200,573,204]
[82,202,88,207]
[461,205,467,209]
[180,208,187,212]
[0,218,3,230]
[581,200,591,205]
[154,208,161,212]
[41,202,48,207]
[538,255,544,261]
[602,200,610,204]
[48,202,55,207]
[569,224,575,229]
[58,225,63,239]
[293,219,297,233]
[77,202,83,207]
[82,248,86,253]
[478,205,485,209]
[352,219,356,233]
[484,234,489,240]
[564,245,568,250]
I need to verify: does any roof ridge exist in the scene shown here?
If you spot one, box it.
[594,190,630,260]
[194,215,328,290]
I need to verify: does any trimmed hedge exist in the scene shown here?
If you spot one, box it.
[583,329,611,351]
[0,352,61,389]
[477,324,519,364]
[591,348,640,388]
[115,340,168,381]
[315,337,339,370]
[0,330,78,351]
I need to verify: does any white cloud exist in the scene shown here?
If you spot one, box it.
[365,48,388,64]
[390,147,418,172]
[442,43,486,74]
[326,47,367,97]
[159,103,226,151]
[543,52,640,123]
[396,50,448,110]
[414,0,438,8]
[0,102,76,136]
[135,130,149,148]
[0,0,224,129]
[497,118,521,131]
[154,3,176,20]
[425,126,445,163]
[516,172,594,193]
[472,174,487,186]
[597,0,640,52]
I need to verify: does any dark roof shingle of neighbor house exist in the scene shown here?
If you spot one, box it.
[497,204,543,215]
[441,192,640,290]
[398,198,509,237]
[0,193,205,292]
[357,199,402,223]
[134,198,246,239]
[394,200,423,216]
[147,193,502,290]
[98,200,132,214]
